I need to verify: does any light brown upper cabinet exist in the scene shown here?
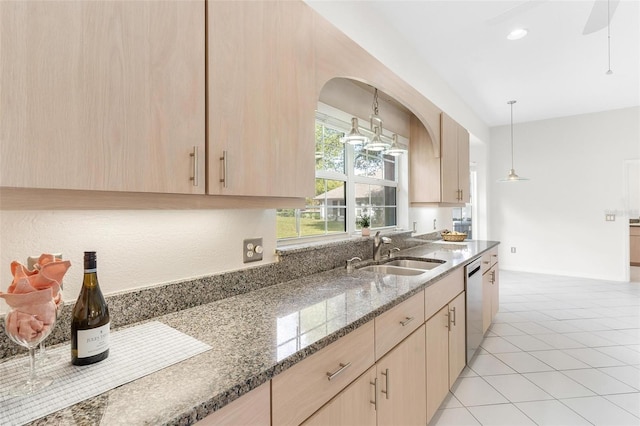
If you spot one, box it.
[410,113,469,205]
[207,1,316,198]
[0,1,206,194]
[441,113,470,204]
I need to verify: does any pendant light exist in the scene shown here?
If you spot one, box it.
[498,100,529,182]
[341,117,368,145]
[364,88,391,152]
[385,134,407,156]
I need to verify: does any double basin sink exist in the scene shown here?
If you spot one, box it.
[357,257,446,276]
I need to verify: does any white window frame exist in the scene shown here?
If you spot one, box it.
[277,103,407,242]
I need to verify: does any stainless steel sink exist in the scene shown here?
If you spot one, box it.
[358,265,426,276]
[383,258,445,270]
[357,257,446,276]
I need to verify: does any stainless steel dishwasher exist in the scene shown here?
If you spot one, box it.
[465,258,483,363]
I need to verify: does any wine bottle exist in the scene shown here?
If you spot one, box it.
[71,251,110,365]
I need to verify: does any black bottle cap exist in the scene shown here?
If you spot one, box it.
[84,251,97,270]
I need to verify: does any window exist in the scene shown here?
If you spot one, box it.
[277,109,400,241]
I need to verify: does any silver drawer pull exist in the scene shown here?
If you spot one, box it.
[400,316,415,327]
[326,362,351,381]
[220,150,228,188]
[189,146,198,187]
[381,368,390,399]
[370,378,378,410]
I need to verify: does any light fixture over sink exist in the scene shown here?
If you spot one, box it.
[364,88,391,152]
[498,100,529,182]
[340,117,369,145]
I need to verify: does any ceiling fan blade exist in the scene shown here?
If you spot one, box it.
[583,0,620,35]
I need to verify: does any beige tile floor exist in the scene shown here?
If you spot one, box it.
[429,269,640,426]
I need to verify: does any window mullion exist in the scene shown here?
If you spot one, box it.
[346,143,356,235]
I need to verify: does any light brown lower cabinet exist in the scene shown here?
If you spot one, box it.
[303,366,377,426]
[482,264,499,334]
[630,226,640,266]
[425,291,466,424]
[196,382,270,425]
[376,324,427,426]
[305,324,427,426]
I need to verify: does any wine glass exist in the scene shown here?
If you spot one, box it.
[35,288,64,367]
[4,301,57,395]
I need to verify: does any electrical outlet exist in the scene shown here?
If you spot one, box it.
[27,253,62,269]
[510,247,516,254]
[243,238,263,263]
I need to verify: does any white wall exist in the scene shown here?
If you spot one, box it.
[0,209,276,312]
[489,107,640,281]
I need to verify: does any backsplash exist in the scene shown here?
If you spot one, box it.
[0,230,438,360]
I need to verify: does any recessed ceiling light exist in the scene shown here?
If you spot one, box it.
[507,28,528,40]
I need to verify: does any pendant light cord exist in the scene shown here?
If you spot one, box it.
[509,100,516,169]
[607,0,613,74]
[372,88,379,115]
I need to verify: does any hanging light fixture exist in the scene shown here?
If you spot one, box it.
[365,126,390,152]
[498,100,529,182]
[385,134,407,156]
[340,117,368,145]
[364,88,391,152]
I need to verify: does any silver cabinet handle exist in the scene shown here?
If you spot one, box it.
[220,150,228,188]
[326,362,351,381]
[491,270,496,284]
[370,378,378,410]
[400,316,415,327]
[189,146,198,187]
[450,307,457,326]
[381,368,390,399]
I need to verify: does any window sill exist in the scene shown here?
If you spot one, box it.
[275,228,409,257]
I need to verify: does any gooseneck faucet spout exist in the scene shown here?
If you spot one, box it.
[373,231,392,261]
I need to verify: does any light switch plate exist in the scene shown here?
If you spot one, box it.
[243,238,263,263]
[605,214,616,221]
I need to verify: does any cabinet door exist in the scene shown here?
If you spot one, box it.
[207,1,315,197]
[448,292,466,386]
[630,229,640,265]
[377,324,427,426]
[482,270,493,334]
[440,113,460,203]
[303,367,377,426]
[197,382,270,426]
[457,125,470,203]
[491,265,500,321]
[0,1,205,194]
[426,306,449,423]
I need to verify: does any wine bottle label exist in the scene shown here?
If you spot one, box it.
[77,322,110,358]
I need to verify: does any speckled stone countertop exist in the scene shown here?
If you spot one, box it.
[27,239,498,425]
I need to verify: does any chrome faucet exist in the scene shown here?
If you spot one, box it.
[346,256,362,272]
[388,247,401,258]
[373,231,392,261]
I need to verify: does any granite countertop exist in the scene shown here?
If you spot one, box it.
[29,240,499,425]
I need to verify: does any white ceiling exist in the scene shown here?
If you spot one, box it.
[310,0,640,127]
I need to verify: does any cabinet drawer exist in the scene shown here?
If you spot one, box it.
[481,247,499,274]
[272,320,375,426]
[425,267,464,320]
[375,290,424,360]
